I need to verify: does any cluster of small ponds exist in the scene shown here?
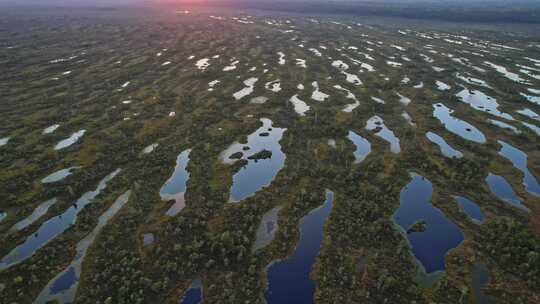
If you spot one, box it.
[34,191,131,304]
[393,153,538,279]
[159,113,538,301]
[1,103,537,303]
[171,159,521,301]
[0,170,121,271]
[176,191,335,304]
[3,26,540,304]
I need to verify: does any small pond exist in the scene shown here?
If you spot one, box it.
[470,263,496,304]
[454,196,485,224]
[160,149,191,216]
[365,116,400,154]
[252,206,282,252]
[498,141,539,197]
[393,173,464,274]
[485,173,528,212]
[426,132,463,158]
[455,88,513,120]
[54,130,86,150]
[41,167,76,184]
[221,118,286,202]
[179,278,202,304]
[11,198,57,231]
[347,131,372,163]
[433,103,486,143]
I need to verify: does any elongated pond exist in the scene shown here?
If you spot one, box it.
[265,190,334,304]
[393,173,463,274]
[142,143,159,154]
[252,206,282,252]
[454,196,485,223]
[43,124,60,134]
[521,121,540,136]
[485,173,528,211]
[41,167,76,184]
[160,149,191,216]
[54,130,86,150]
[433,103,486,143]
[470,263,496,304]
[347,131,372,163]
[498,140,540,197]
[487,119,520,134]
[11,198,57,231]
[455,88,513,120]
[426,132,463,158]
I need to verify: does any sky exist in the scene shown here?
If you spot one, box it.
[1,0,539,25]
[1,0,539,11]
[2,0,537,3]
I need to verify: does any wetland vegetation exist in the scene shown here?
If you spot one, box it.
[0,3,539,304]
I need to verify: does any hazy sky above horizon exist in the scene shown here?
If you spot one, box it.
[1,0,538,7]
[1,0,535,2]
